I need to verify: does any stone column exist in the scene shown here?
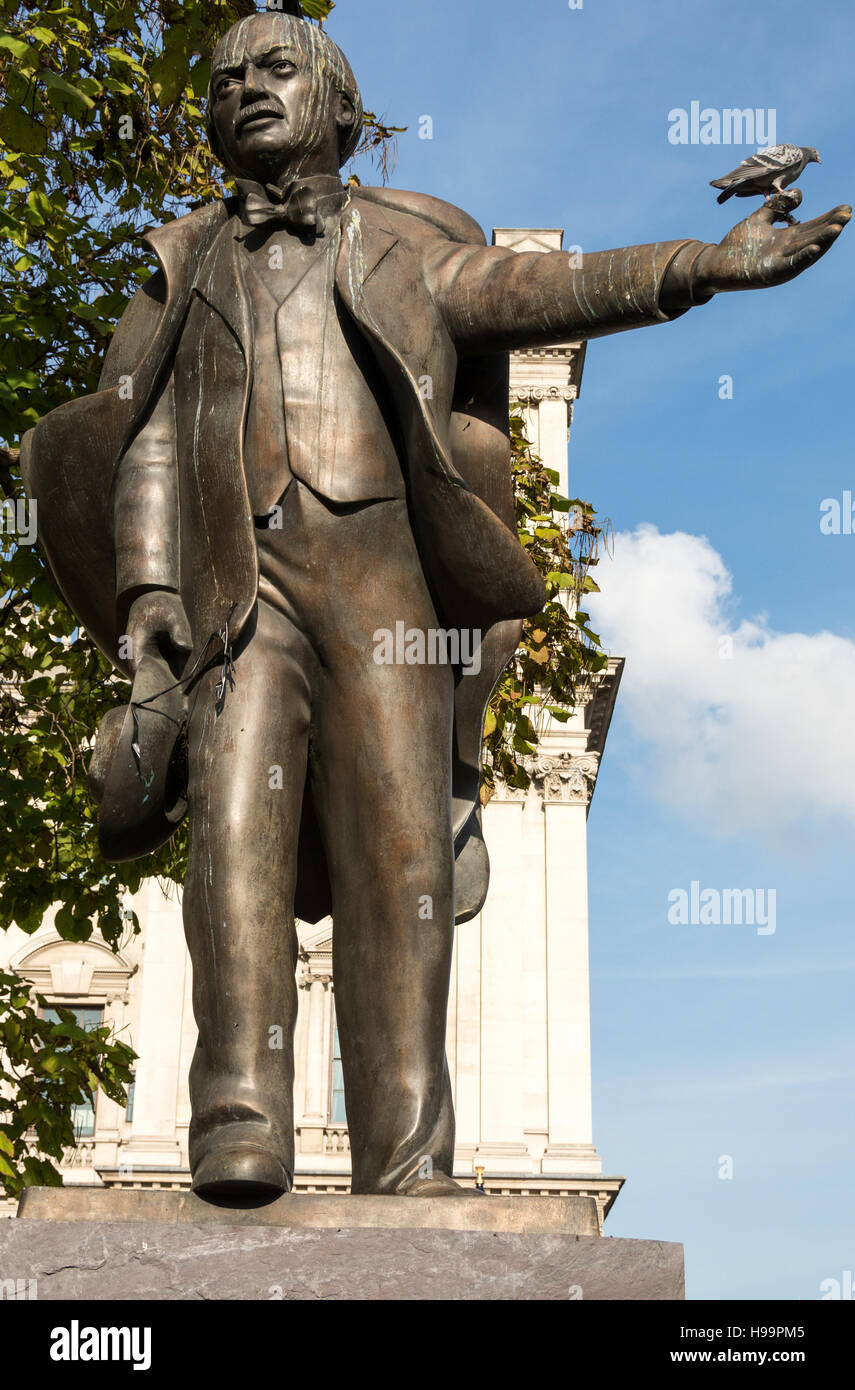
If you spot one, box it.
[120,880,186,1171]
[174,943,196,1168]
[299,973,330,1155]
[451,906,482,1173]
[537,754,602,1176]
[520,786,549,1147]
[445,931,458,1105]
[472,794,535,1177]
[293,971,310,1121]
[303,977,328,1120]
[537,396,573,497]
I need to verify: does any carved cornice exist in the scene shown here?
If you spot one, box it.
[508,340,588,404]
[509,385,578,404]
[585,657,624,759]
[510,346,583,361]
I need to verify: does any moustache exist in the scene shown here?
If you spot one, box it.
[235,100,286,134]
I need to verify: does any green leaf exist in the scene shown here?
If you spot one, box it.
[0,104,47,155]
[49,1021,89,1042]
[150,46,189,107]
[103,48,148,76]
[41,69,96,113]
[0,34,32,63]
[27,188,53,223]
[301,0,336,17]
[190,57,211,99]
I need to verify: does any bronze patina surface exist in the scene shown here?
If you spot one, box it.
[22,6,849,1201]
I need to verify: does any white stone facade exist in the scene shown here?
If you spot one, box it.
[1,228,624,1226]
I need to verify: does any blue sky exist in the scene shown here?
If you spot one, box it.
[333,0,855,1299]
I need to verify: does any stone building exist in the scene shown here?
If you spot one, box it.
[1,228,624,1226]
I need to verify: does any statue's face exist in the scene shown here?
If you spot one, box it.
[209,14,353,183]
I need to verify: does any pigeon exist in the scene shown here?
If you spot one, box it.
[710,144,821,205]
[266,0,305,15]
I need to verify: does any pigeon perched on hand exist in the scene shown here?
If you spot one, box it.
[710,144,821,205]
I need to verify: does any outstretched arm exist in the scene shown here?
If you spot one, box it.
[426,198,850,354]
[425,234,702,354]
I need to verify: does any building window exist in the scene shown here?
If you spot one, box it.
[41,1005,104,1138]
[330,1020,346,1124]
[125,1078,135,1123]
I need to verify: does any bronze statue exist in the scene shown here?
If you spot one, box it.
[22,6,849,1200]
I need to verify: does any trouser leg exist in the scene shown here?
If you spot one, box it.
[182,601,313,1182]
[270,488,457,1194]
[313,658,456,1194]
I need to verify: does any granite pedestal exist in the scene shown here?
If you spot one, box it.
[3,1187,685,1300]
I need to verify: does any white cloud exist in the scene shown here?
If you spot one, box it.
[588,525,855,835]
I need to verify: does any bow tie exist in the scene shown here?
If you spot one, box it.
[235,176,347,235]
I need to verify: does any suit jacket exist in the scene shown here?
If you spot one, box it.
[22,185,701,920]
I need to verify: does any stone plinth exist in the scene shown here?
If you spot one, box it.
[17,1185,600,1233]
[4,1188,684,1300]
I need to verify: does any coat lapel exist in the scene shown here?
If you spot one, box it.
[337,200,465,490]
[337,200,399,295]
[191,217,252,363]
[114,200,227,455]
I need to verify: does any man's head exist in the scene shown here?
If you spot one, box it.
[207,12,363,185]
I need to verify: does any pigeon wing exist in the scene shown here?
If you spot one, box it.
[710,145,801,189]
[744,143,802,169]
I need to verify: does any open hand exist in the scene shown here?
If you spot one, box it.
[695,194,850,294]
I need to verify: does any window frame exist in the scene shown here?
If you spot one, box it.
[40,1002,106,1140]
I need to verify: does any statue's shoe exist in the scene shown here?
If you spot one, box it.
[396,1170,470,1198]
[191,1145,289,1201]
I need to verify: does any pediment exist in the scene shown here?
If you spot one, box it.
[11,933,134,999]
[492,227,565,255]
[297,917,333,952]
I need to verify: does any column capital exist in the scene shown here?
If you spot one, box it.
[298,966,332,991]
[492,751,600,807]
[533,752,600,806]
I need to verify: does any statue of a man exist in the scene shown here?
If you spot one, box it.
[23,6,848,1200]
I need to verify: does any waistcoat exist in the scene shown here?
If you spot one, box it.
[240,219,406,518]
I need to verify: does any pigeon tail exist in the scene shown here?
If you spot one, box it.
[715,186,735,204]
